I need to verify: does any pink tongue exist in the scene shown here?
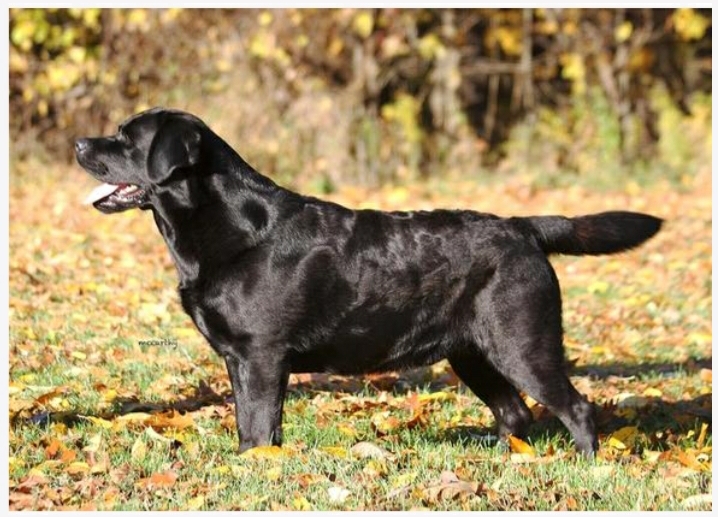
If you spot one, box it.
[83,183,120,205]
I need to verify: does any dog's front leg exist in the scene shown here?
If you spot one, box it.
[223,352,290,453]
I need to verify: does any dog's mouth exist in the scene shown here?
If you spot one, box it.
[83,182,149,213]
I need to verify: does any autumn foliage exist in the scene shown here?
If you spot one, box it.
[9,8,712,185]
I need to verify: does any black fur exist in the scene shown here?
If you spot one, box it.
[76,108,662,456]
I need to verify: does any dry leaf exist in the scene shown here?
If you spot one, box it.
[320,446,349,459]
[350,441,394,460]
[241,445,287,459]
[423,470,480,504]
[327,485,351,504]
[508,435,536,456]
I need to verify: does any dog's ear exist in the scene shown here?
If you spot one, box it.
[147,121,201,184]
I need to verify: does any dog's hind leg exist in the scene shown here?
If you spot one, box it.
[448,348,533,442]
[488,351,598,456]
[476,257,599,456]
[480,310,598,455]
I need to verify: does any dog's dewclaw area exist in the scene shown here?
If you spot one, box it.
[9,163,711,510]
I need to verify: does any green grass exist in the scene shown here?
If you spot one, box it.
[9,158,711,510]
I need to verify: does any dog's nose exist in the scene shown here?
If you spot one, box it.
[75,138,89,154]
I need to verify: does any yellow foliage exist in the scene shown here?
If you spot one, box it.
[614,21,633,43]
[672,8,709,41]
[352,11,374,39]
[418,33,445,60]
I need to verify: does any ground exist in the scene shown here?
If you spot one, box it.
[8,161,712,510]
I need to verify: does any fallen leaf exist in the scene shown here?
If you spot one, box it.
[371,411,402,435]
[696,422,709,449]
[423,470,481,504]
[508,435,536,456]
[44,438,62,459]
[35,386,69,406]
[327,485,351,504]
[147,410,194,430]
[65,461,90,476]
[81,416,113,429]
[292,495,312,510]
[350,441,394,460]
[131,437,147,462]
[320,446,349,459]
[293,473,326,488]
[241,445,287,459]
[363,459,388,477]
[136,470,178,490]
[186,495,205,510]
[675,449,709,471]
[265,465,282,481]
[608,426,639,450]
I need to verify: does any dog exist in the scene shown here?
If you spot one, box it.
[76,107,662,456]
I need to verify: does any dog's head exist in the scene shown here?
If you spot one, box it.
[76,107,204,214]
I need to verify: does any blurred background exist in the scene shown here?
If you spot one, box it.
[9,7,712,191]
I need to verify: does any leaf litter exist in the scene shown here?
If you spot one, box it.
[9,163,711,510]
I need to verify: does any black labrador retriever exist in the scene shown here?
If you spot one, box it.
[76,108,662,456]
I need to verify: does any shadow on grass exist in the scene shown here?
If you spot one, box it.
[15,357,711,451]
[436,391,711,452]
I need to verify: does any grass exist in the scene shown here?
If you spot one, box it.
[8,157,712,510]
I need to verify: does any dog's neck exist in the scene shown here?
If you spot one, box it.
[151,145,298,288]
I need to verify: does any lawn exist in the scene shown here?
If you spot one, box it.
[8,160,712,510]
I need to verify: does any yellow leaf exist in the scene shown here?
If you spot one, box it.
[82,433,103,453]
[115,412,152,428]
[187,495,205,510]
[35,386,69,405]
[608,436,627,450]
[642,387,663,398]
[71,351,87,360]
[258,11,273,27]
[82,415,113,429]
[265,465,282,481]
[352,12,373,39]
[608,426,639,450]
[672,8,709,41]
[65,461,90,475]
[241,445,287,459]
[213,465,231,476]
[320,446,349,459]
[337,423,358,438]
[508,435,536,456]
[147,410,194,430]
[418,391,456,403]
[102,389,118,402]
[145,427,173,443]
[131,438,147,461]
[174,327,198,339]
[418,33,445,60]
[587,280,610,294]
[696,422,709,450]
[615,21,633,43]
[688,332,711,346]
[363,459,388,477]
[392,471,418,487]
[293,495,312,510]
[8,382,24,395]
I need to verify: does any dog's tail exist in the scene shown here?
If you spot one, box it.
[524,211,663,256]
